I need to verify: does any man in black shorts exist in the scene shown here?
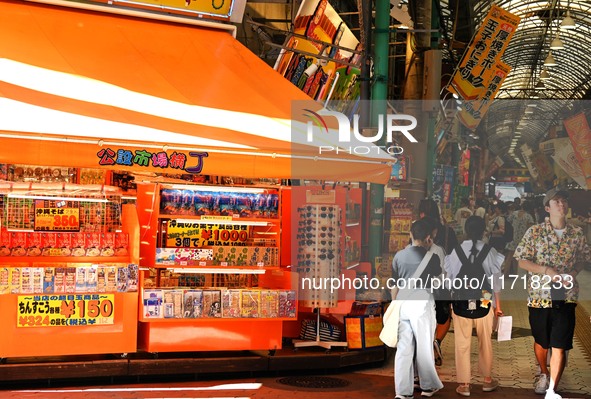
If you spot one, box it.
[515,187,590,399]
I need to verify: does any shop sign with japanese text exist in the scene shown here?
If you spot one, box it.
[165,220,250,247]
[34,200,80,232]
[97,148,208,175]
[449,5,520,100]
[17,294,115,327]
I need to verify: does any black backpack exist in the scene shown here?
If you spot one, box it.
[451,244,493,319]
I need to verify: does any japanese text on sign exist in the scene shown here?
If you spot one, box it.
[166,220,250,247]
[34,200,80,232]
[97,148,208,174]
[17,294,115,327]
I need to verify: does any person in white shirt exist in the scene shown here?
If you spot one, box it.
[454,198,473,241]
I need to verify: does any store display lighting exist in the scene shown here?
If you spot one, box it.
[544,51,557,66]
[169,184,268,193]
[550,34,565,50]
[172,268,266,275]
[560,10,576,29]
[174,219,269,226]
[540,68,551,80]
[6,194,109,203]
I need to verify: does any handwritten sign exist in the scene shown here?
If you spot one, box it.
[34,200,80,232]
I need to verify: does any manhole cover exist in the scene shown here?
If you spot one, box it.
[277,376,351,389]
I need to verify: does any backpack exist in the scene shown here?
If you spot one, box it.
[451,244,493,319]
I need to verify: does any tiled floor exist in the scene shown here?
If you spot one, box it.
[357,269,591,396]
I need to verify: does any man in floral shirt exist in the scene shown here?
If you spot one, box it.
[515,187,590,399]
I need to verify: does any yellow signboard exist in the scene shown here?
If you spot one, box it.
[449,5,520,101]
[17,294,115,327]
[166,220,250,247]
[34,200,80,232]
[92,0,235,20]
[457,61,511,130]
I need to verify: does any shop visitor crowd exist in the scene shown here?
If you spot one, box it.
[389,187,590,399]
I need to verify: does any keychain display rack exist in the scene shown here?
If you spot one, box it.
[293,204,347,351]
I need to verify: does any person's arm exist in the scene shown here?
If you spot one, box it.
[518,259,559,278]
[494,291,503,316]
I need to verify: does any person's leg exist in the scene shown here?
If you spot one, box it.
[535,342,550,375]
[546,304,576,396]
[452,311,473,386]
[547,348,566,391]
[475,309,494,382]
[395,307,417,397]
[411,301,443,392]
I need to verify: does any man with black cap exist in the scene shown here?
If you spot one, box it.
[514,187,590,399]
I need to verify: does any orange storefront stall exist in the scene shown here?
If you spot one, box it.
[0,0,393,356]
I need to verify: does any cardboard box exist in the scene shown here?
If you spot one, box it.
[344,315,383,349]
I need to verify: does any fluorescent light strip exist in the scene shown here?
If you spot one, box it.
[7,194,109,202]
[174,219,269,226]
[172,268,266,274]
[169,184,268,193]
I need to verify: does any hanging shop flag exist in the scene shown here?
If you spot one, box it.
[87,0,245,22]
[390,155,409,182]
[448,5,520,101]
[33,200,80,232]
[17,294,115,327]
[456,61,511,130]
[563,112,591,188]
[432,165,456,204]
[458,148,471,186]
[551,138,588,189]
[273,0,361,109]
[484,155,504,180]
[165,221,250,248]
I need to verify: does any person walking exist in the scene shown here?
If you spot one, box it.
[392,219,444,398]
[445,216,504,397]
[454,198,473,241]
[514,187,590,399]
[504,201,534,276]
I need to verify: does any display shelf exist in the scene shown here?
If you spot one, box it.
[136,182,293,352]
[0,256,130,264]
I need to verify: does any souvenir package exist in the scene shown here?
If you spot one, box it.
[9,267,20,294]
[41,233,57,256]
[96,265,106,292]
[43,267,55,293]
[71,233,86,257]
[53,267,66,293]
[202,290,222,318]
[10,232,27,256]
[0,229,11,256]
[279,290,297,318]
[114,233,129,257]
[87,264,98,292]
[127,264,138,292]
[260,290,279,318]
[163,289,184,318]
[56,233,72,256]
[183,289,203,318]
[26,233,42,257]
[20,267,32,293]
[241,290,260,318]
[0,267,10,294]
[105,266,117,292]
[117,266,128,292]
[85,233,101,257]
[100,233,115,257]
[31,267,43,293]
[75,266,87,292]
[143,289,163,318]
[222,289,241,318]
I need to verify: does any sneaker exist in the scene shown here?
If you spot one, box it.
[433,340,443,366]
[534,374,549,395]
[482,379,499,392]
[421,388,441,397]
[456,385,470,397]
[544,390,562,399]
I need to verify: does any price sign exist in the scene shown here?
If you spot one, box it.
[34,200,80,232]
[166,220,250,247]
[17,294,115,327]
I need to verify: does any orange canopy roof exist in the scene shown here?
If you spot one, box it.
[0,0,393,184]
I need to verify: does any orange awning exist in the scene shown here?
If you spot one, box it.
[0,0,394,184]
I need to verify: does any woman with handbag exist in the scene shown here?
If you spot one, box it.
[391,219,444,398]
[445,216,504,396]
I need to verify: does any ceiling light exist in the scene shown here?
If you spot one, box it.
[540,68,551,80]
[544,51,557,66]
[535,80,545,90]
[550,34,564,50]
[560,10,576,30]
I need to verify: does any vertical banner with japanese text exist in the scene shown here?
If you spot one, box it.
[563,112,591,188]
